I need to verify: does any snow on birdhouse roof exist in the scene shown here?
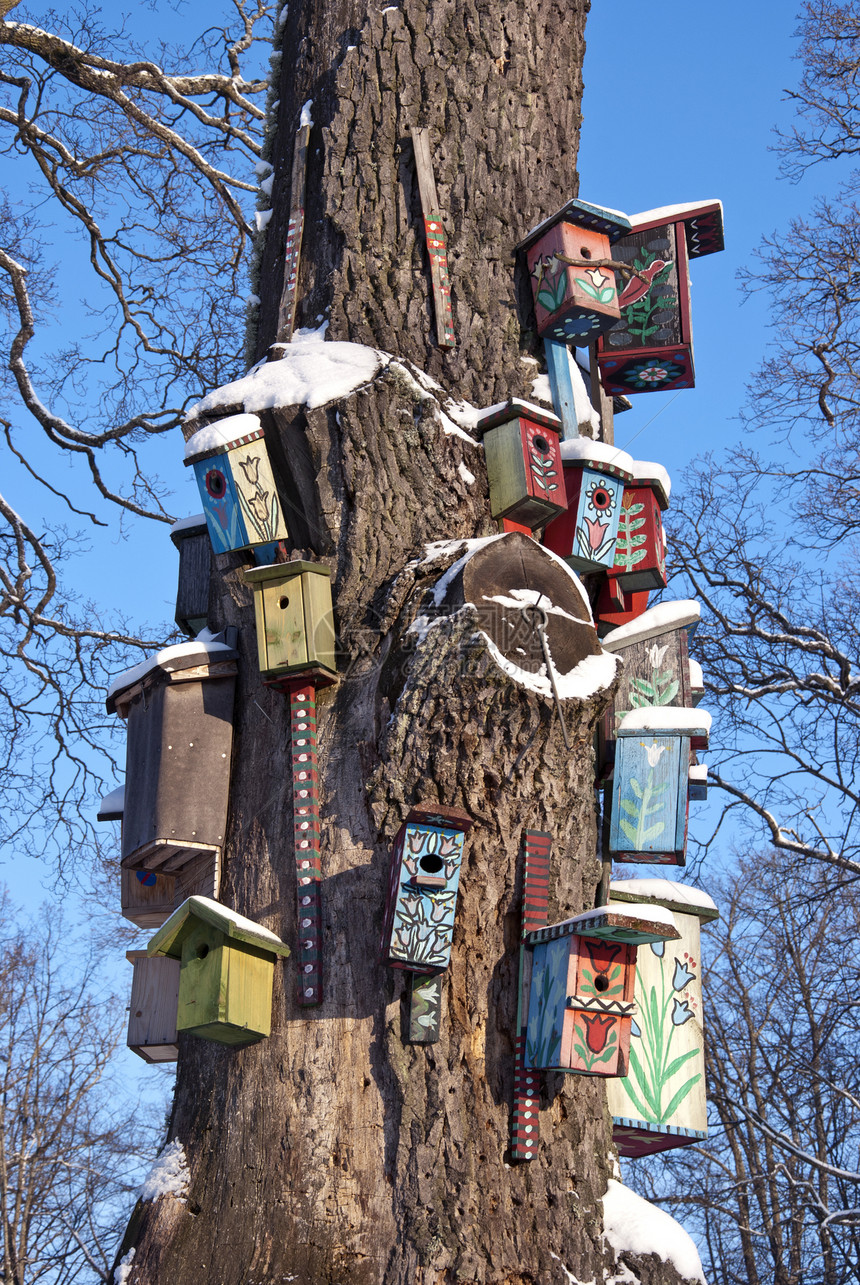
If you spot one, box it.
[183,412,263,462]
[689,763,708,781]
[106,629,238,708]
[627,199,724,258]
[602,1180,707,1283]
[169,513,207,541]
[517,198,632,251]
[610,877,718,922]
[528,902,679,941]
[629,458,671,507]
[97,783,125,821]
[185,324,386,421]
[147,895,290,960]
[475,398,562,435]
[628,199,723,226]
[601,600,700,650]
[559,436,635,478]
[617,706,711,737]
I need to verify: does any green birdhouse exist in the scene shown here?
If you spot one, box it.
[147,896,290,1047]
[242,560,337,686]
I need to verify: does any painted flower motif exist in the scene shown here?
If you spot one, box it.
[582,1013,616,1054]
[585,267,610,291]
[645,741,667,767]
[583,515,609,551]
[671,998,695,1026]
[672,957,696,991]
[557,315,598,338]
[649,940,665,958]
[622,358,684,390]
[586,478,614,514]
[631,1018,642,1038]
[238,454,261,487]
[646,642,668,668]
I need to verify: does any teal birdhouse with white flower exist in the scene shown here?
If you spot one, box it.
[607,879,719,1157]
[542,439,633,574]
[184,412,289,556]
[608,708,711,865]
[476,399,567,530]
[523,905,680,1078]
[516,199,632,346]
[596,199,724,395]
[380,803,473,974]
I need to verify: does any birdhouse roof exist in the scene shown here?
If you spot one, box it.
[475,398,562,437]
[97,783,125,821]
[610,877,719,923]
[241,559,331,587]
[627,199,724,258]
[183,412,265,464]
[105,628,239,712]
[559,436,635,481]
[525,902,680,947]
[146,896,291,960]
[405,801,473,833]
[516,198,633,253]
[601,600,700,651]
[617,707,712,739]
[628,458,672,508]
[169,513,207,547]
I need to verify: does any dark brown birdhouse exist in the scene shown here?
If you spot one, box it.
[147,896,290,1047]
[596,200,724,395]
[170,515,210,637]
[106,632,238,887]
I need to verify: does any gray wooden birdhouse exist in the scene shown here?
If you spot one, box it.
[126,950,180,1064]
[242,561,336,686]
[170,515,210,637]
[607,878,719,1156]
[147,896,290,1047]
[105,631,238,891]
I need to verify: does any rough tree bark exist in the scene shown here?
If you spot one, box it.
[117,2,701,1282]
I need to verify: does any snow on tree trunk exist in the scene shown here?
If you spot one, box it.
[117,2,702,1282]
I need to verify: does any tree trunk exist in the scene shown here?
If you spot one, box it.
[117,2,702,1281]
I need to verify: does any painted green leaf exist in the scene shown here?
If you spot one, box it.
[619,818,639,844]
[640,821,667,842]
[627,1046,662,1118]
[619,799,639,818]
[629,778,643,799]
[660,1073,702,1122]
[661,1047,701,1082]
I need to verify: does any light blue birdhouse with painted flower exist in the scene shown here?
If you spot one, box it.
[609,708,711,865]
[543,439,634,574]
[380,803,473,974]
[184,412,289,556]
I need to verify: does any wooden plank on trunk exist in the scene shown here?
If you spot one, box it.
[275,121,311,344]
[289,681,323,1006]
[411,128,456,348]
[511,830,551,1161]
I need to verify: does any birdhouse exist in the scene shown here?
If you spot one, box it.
[600,600,700,746]
[523,905,680,1077]
[517,199,632,345]
[542,439,633,574]
[242,561,336,685]
[610,462,670,593]
[170,515,210,637]
[608,707,711,865]
[381,803,473,974]
[688,762,708,802]
[106,632,238,886]
[594,576,649,638]
[607,878,719,1156]
[147,896,290,1046]
[596,200,724,395]
[184,412,289,556]
[126,950,180,1064]
[476,399,567,530]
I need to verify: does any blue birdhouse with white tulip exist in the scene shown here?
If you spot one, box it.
[380,803,473,974]
[184,412,289,556]
[542,439,634,574]
[608,708,711,865]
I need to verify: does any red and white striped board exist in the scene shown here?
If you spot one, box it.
[511,830,551,1160]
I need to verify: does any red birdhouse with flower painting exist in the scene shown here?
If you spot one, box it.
[523,906,680,1078]
[516,199,632,346]
[596,200,724,395]
[542,439,634,574]
[610,462,671,593]
[476,399,567,529]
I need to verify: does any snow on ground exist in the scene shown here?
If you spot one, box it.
[602,1180,706,1284]
[139,1139,190,1203]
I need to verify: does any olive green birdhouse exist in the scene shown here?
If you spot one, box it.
[147,896,290,1047]
[242,560,336,686]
